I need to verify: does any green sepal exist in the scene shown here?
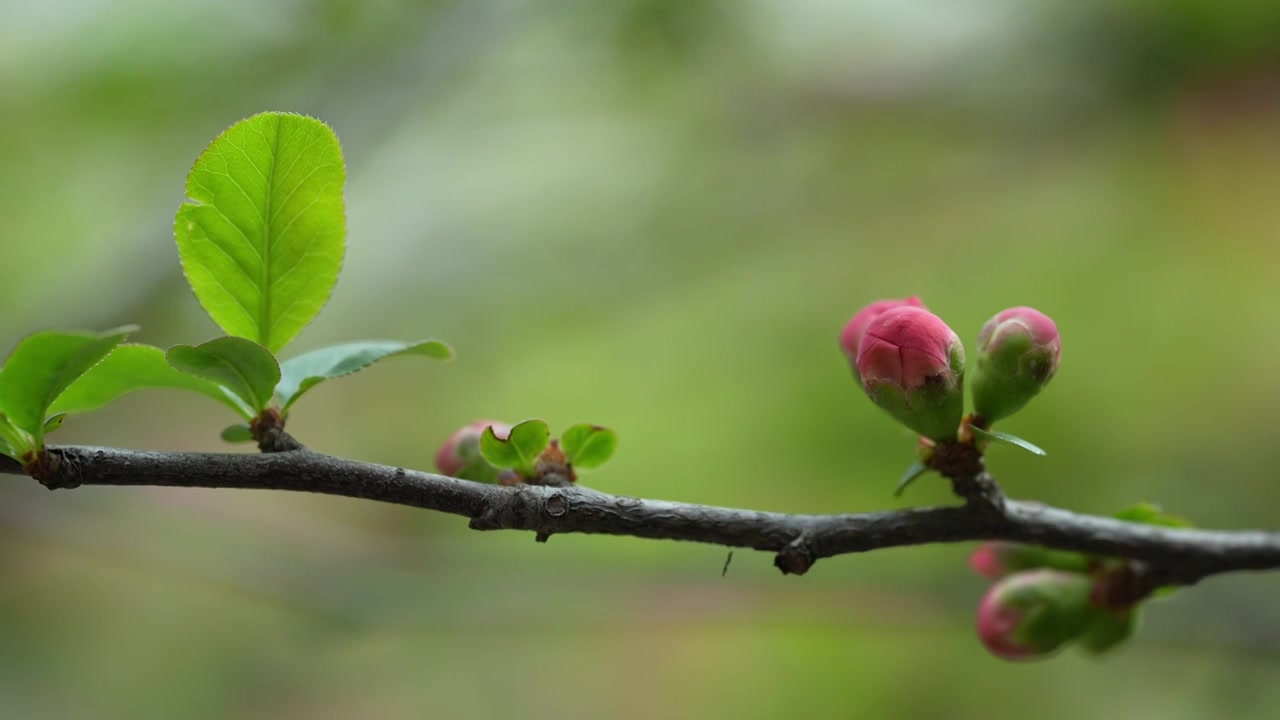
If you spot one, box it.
[1080,607,1141,655]
[971,332,1055,424]
[864,367,964,442]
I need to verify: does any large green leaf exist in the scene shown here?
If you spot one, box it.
[50,344,248,418]
[276,339,453,413]
[480,419,550,477]
[560,423,618,469]
[0,327,135,443]
[174,112,346,353]
[166,337,280,416]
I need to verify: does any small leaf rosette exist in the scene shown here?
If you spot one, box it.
[435,420,513,482]
[854,306,965,441]
[971,306,1060,424]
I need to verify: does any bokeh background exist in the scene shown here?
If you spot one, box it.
[4,0,1280,717]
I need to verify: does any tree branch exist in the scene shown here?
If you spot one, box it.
[3,444,1278,586]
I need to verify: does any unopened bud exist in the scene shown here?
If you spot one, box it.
[976,570,1093,661]
[840,296,927,382]
[968,542,1091,579]
[435,420,512,479]
[971,307,1061,424]
[856,307,965,441]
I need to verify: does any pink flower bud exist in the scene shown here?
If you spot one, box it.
[855,307,965,441]
[968,542,1091,580]
[971,306,1061,423]
[839,296,927,369]
[976,570,1093,661]
[435,420,512,477]
[969,542,1011,579]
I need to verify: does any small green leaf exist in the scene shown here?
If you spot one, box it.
[50,344,249,418]
[970,425,1046,456]
[166,337,280,416]
[480,419,550,476]
[43,414,67,434]
[893,460,930,497]
[0,326,135,444]
[220,424,255,443]
[560,423,618,469]
[174,112,347,353]
[0,414,31,459]
[1114,503,1192,529]
[276,339,453,413]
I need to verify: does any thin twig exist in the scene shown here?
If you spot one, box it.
[1,445,1277,584]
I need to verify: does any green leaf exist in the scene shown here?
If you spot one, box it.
[560,423,618,469]
[50,344,249,418]
[174,112,347,353]
[220,424,255,443]
[970,425,1046,456]
[43,414,67,434]
[166,337,280,416]
[0,326,135,444]
[480,419,550,476]
[1114,503,1192,529]
[0,414,30,459]
[276,339,453,413]
[893,460,930,497]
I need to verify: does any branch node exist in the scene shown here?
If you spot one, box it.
[774,536,815,576]
[28,448,83,490]
[468,509,499,531]
[928,441,1006,514]
[544,492,569,518]
[251,408,305,453]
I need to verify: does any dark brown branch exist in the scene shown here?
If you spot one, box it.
[3,445,1278,585]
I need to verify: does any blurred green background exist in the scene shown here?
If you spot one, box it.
[4,0,1280,717]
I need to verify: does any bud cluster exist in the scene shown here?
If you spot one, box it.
[839,298,1061,443]
[968,542,1142,660]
